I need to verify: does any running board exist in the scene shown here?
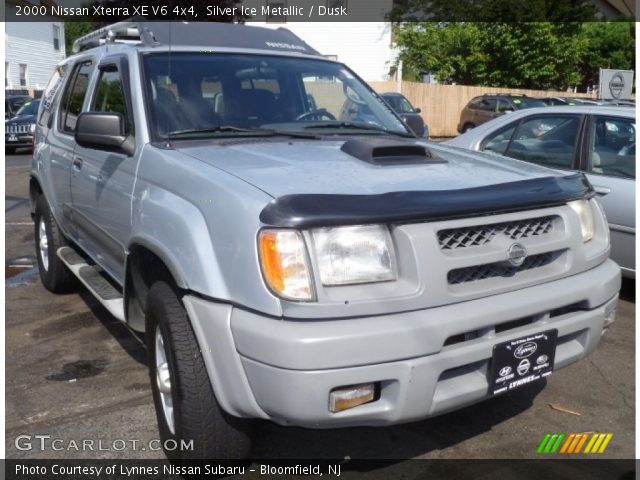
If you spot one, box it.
[57,247,125,322]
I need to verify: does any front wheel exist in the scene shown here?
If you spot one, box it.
[146,280,253,460]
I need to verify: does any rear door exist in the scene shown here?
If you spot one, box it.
[582,114,635,275]
[44,58,94,235]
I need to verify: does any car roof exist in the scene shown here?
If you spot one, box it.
[448,105,635,148]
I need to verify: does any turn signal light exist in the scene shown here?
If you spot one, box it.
[329,383,376,413]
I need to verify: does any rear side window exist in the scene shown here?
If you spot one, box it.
[92,66,131,133]
[59,61,93,134]
[39,65,66,126]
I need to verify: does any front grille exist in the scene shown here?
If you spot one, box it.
[448,250,564,285]
[6,124,31,134]
[438,216,555,250]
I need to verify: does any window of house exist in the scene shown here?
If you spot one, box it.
[53,25,61,51]
[19,64,28,87]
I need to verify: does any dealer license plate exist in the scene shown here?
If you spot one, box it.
[489,329,557,396]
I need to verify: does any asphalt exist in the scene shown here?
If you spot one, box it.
[5,149,635,464]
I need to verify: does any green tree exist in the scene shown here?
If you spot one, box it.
[578,22,635,90]
[395,22,588,89]
[65,21,94,55]
[389,0,598,22]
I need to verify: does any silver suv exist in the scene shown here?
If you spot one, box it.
[31,21,620,460]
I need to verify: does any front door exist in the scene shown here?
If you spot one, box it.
[70,60,137,283]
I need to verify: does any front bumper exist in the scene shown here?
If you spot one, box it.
[5,133,33,148]
[184,259,620,428]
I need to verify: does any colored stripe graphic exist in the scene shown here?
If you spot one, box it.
[538,433,613,454]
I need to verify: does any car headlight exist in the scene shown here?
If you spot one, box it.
[568,199,595,242]
[259,229,313,301]
[311,225,397,286]
[30,123,36,133]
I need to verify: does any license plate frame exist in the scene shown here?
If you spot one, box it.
[489,329,557,396]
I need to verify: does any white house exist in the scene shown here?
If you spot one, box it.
[255,22,399,82]
[5,22,66,92]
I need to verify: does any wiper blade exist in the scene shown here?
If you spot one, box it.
[166,126,319,139]
[166,126,261,138]
[303,122,414,138]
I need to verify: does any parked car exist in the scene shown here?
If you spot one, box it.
[448,105,635,278]
[32,21,620,460]
[380,92,429,138]
[5,94,32,119]
[457,94,547,133]
[5,99,40,154]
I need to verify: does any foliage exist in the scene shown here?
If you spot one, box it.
[389,0,598,22]
[64,22,94,54]
[394,22,634,90]
[578,22,635,89]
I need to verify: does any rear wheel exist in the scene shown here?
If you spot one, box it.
[462,123,475,133]
[146,280,253,459]
[34,195,78,293]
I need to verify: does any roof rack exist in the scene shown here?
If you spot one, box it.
[72,21,321,56]
[72,21,157,53]
[483,93,529,97]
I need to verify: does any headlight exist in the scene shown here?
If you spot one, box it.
[30,123,36,133]
[568,199,595,242]
[311,225,397,286]
[259,230,313,301]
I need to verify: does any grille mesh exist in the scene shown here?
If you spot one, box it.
[448,250,564,285]
[438,216,555,250]
[6,124,31,134]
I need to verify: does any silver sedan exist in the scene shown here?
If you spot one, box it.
[447,105,635,278]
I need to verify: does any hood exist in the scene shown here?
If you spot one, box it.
[6,114,36,125]
[176,137,569,199]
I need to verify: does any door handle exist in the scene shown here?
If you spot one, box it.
[72,157,83,171]
[593,185,611,196]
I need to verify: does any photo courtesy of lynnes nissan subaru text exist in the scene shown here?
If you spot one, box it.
[30,21,620,460]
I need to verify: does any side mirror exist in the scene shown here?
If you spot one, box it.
[414,107,421,114]
[75,112,135,156]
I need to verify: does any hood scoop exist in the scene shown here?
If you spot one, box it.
[340,138,446,166]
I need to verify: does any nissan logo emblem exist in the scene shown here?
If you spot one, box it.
[609,73,625,99]
[507,243,527,267]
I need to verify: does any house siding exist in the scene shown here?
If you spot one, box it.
[256,22,398,82]
[6,22,66,90]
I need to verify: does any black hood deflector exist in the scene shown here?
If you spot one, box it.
[259,173,594,228]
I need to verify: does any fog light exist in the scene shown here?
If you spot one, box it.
[329,383,376,413]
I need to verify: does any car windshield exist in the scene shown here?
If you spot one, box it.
[512,97,546,109]
[15,100,40,116]
[143,53,410,139]
[385,95,415,114]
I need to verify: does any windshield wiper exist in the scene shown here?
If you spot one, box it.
[166,126,319,140]
[303,122,415,138]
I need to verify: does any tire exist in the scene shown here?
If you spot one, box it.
[146,280,253,460]
[462,123,475,133]
[34,195,78,293]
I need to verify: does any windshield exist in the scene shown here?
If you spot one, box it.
[143,53,409,139]
[512,97,546,109]
[385,95,415,113]
[15,99,40,116]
